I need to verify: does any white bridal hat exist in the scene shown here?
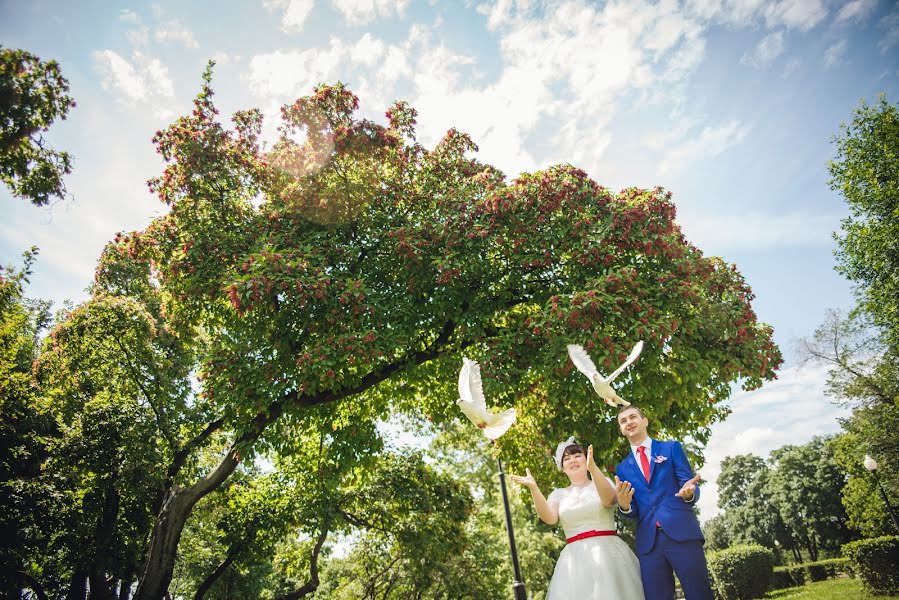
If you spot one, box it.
[555,436,578,470]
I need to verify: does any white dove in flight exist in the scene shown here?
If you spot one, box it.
[566,341,644,407]
[457,358,517,441]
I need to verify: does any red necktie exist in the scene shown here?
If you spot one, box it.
[637,446,650,483]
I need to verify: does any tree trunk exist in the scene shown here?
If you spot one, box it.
[133,450,241,600]
[65,571,88,600]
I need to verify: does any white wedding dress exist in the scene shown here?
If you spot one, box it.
[545,480,645,600]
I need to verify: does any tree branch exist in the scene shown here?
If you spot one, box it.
[274,522,330,600]
[193,542,244,600]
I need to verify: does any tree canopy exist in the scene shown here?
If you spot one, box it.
[0,47,76,206]
[829,95,899,352]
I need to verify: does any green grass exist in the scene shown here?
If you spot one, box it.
[765,577,899,599]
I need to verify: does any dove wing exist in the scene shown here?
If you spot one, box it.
[458,358,487,412]
[457,398,485,425]
[606,340,644,381]
[483,407,517,440]
[567,344,599,380]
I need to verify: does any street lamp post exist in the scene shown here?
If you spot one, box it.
[497,458,528,600]
[864,455,899,534]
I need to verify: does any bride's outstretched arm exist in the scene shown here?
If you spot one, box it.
[587,445,617,507]
[510,468,559,525]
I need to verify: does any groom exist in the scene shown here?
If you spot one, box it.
[614,406,713,600]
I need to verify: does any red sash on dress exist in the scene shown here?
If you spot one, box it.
[566,529,617,544]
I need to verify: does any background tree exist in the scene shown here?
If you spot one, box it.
[26,293,200,600]
[706,437,852,563]
[74,63,781,598]
[716,455,767,511]
[0,47,76,206]
[798,311,899,536]
[794,93,899,552]
[829,95,899,351]
[766,437,852,561]
[0,249,54,600]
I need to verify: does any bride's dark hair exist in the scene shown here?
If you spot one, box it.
[561,444,585,466]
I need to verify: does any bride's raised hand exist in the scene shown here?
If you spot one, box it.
[586,444,600,474]
[509,467,538,490]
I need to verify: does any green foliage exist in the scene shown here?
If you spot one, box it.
[702,513,734,552]
[771,565,806,590]
[829,95,899,352]
[830,424,899,538]
[709,437,851,564]
[0,249,56,597]
[771,559,847,590]
[842,535,899,595]
[766,438,852,562]
[707,544,775,600]
[0,47,75,206]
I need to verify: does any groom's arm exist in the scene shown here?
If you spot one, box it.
[671,441,700,504]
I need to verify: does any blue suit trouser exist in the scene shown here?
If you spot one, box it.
[639,529,714,600]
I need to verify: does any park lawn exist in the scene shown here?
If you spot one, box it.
[765,578,899,599]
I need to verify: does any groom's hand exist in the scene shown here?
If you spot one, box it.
[614,476,634,511]
[675,474,702,502]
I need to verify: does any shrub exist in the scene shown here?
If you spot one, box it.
[842,535,899,595]
[707,544,775,599]
[771,565,806,589]
[770,558,848,590]
[806,557,848,581]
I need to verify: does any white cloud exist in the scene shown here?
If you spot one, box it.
[331,0,411,26]
[741,30,785,68]
[154,18,199,48]
[679,211,840,251]
[834,0,877,24]
[92,50,177,118]
[350,33,387,67]
[247,40,349,100]
[763,0,827,31]
[695,363,851,522]
[824,39,847,68]
[244,0,719,180]
[263,0,316,33]
[687,0,827,30]
[93,50,148,101]
[658,120,750,176]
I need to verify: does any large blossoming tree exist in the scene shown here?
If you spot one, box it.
[75,65,781,598]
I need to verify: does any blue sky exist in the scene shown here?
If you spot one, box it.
[2,0,898,521]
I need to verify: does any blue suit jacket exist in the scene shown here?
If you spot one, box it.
[615,439,704,555]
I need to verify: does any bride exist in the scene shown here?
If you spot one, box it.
[510,437,645,599]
